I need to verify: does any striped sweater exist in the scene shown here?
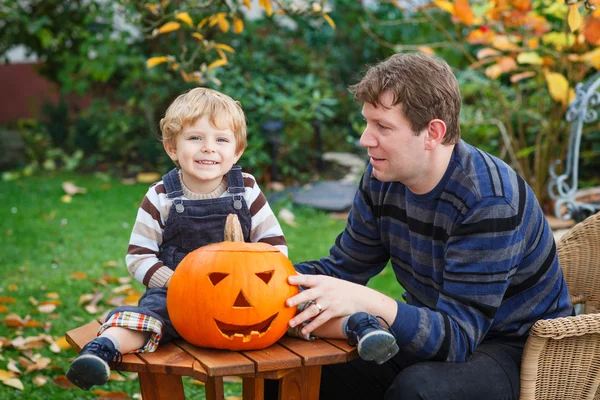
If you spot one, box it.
[296,140,573,362]
[126,172,287,288]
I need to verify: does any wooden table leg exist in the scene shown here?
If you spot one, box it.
[243,377,265,400]
[279,366,322,400]
[138,371,185,400]
[205,376,224,400]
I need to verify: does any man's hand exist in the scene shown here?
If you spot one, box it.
[286,274,397,336]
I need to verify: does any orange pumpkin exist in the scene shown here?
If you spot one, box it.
[167,214,299,350]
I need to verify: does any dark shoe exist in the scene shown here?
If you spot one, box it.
[66,337,122,390]
[346,312,399,364]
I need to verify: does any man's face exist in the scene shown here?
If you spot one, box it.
[359,91,428,186]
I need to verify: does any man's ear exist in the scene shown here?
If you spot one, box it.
[163,141,178,162]
[424,119,447,150]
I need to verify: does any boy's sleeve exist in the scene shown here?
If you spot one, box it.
[243,173,288,257]
[126,183,174,288]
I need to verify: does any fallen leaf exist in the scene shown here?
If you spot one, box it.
[28,297,39,306]
[32,375,48,386]
[109,372,126,381]
[61,194,73,204]
[54,336,71,351]
[70,271,88,280]
[7,359,21,374]
[40,300,62,306]
[46,293,60,299]
[78,293,96,306]
[53,375,77,389]
[92,389,130,399]
[38,304,57,314]
[0,369,15,381]
[23,320,43,328]
[106,296,125,307]
[102,260,119,268]
[0,305,7,313]
[0,297,16,304]
[112,284,132,294]
[278,209,297,227]
[61,181,87,196]
[118,277,132,284]
[2,378,24,390]
[136,172,161,184]
[4,314,23,327]
[25,357,51,374]
[124,294,141,306]
[7,285,17,292]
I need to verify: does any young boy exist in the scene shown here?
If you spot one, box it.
[67,88,397,391]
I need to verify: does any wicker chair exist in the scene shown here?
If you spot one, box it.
[520,212,600,399]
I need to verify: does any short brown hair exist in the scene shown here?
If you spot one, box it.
[160,87,247,154]
[349,52,461,145]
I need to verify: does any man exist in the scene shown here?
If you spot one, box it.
[283,53,574,399]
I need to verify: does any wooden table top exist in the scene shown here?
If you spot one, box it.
[66,320,358,382]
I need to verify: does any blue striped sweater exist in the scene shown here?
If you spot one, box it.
[295,140,573,362]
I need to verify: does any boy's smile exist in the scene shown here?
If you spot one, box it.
[164,116,242,194]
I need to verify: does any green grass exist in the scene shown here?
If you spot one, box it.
[0,173,401,399]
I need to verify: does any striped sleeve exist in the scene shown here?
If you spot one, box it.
[125,183,174,288]
[242,173,288,256]
[294,170,390,283]
[392,196,523,362]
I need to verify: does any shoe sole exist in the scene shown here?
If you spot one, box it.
[357,330,399,365]
[66,354,111,391]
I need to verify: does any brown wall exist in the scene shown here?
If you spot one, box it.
[0,63,61,124]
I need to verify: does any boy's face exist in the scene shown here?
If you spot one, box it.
[164,116,242,194]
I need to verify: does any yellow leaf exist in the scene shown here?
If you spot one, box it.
[70,271,87,280]
[527,37,540,49]
[544,70,573,105]
[60,194,72,204]
[233,16,244,34]
[516,52,543,65]
[170,63,179,71]
[46,292,60,299]
[137,172,161,183]
[7,285,17,291]
[542,32,576,49]
[312,2,322,13]
[579,47,600,68]
[146,56,170,69]
[477,47,501,59]
[243,0,251,8]
[157,21,181,35]
[262,0,273,16]
[485,63,504,79]
[434,0,454,15]
[491,36,521,52]
[191,32,204,41]
[54,336,72,351]
[216,49,227,61]
[214,43,235,53]
[454,0,474,26]
[568,4,582,33]
[207,58,228,70]
[323,13,336,29]
[218,17,230,32]
[0,369,14,381]
[197,17,209,29]
[176,12,193,26]
[417,46,435,56]
[2,378,23,391]
[0,305,7,313]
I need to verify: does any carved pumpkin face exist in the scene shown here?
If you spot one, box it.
[167,241,299,350]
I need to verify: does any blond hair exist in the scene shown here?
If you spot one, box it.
[160,87,247,153]
[349,52,461,145]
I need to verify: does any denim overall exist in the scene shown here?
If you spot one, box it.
[105,166,252,343]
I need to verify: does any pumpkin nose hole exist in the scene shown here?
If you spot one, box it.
[256,270,274,284]
[234,291,252,308]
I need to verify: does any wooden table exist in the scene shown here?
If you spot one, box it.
[66,320,357,400]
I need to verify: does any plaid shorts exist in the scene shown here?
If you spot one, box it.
[98,311,164,353]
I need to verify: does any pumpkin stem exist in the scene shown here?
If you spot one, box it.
[224,214,244,242]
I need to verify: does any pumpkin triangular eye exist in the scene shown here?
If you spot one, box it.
[256,270,274,284]
[208,272,229,286]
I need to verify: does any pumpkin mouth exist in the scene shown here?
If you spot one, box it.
[215,313,278,342]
